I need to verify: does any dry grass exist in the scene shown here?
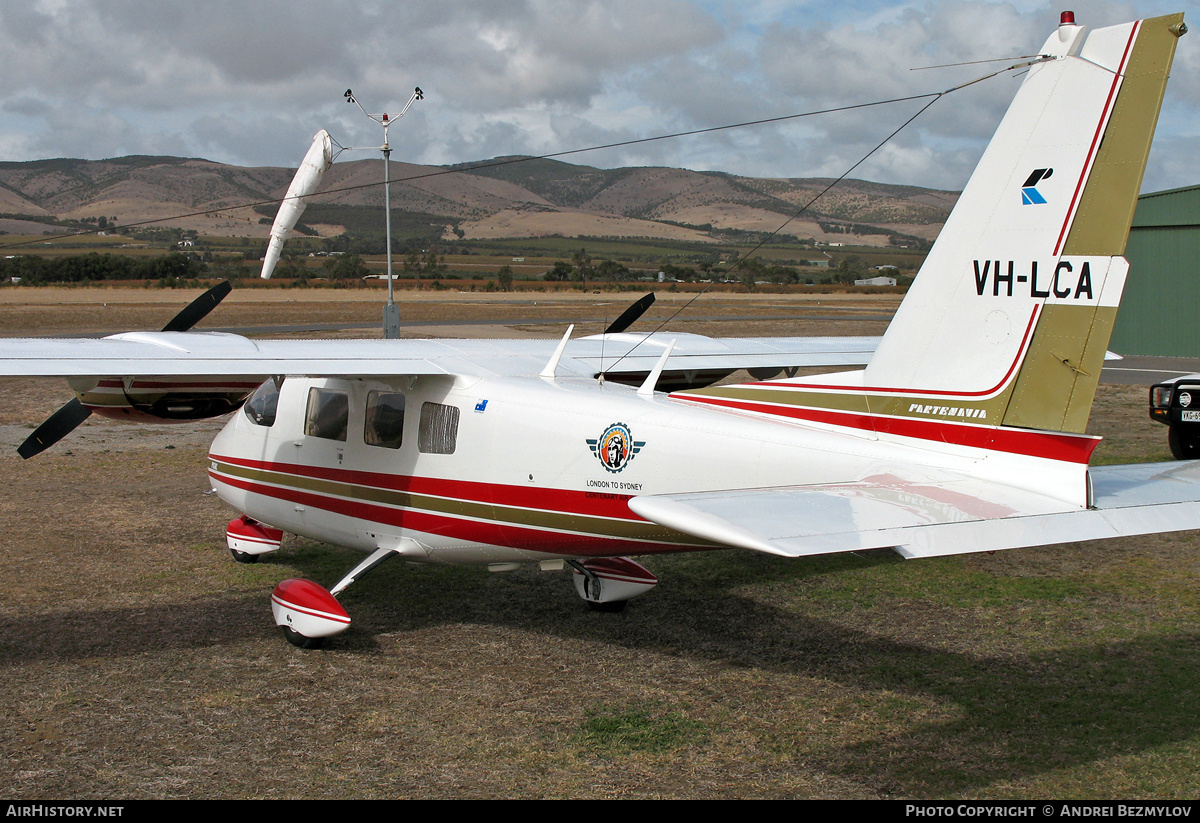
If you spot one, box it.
[0,287,1196,799]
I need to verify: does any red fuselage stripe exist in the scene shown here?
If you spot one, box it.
[211,453,642,521]
[672,394,1098,463]
[94,379,262,389]
[210,470,705,557]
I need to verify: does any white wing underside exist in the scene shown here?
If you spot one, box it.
[0,331,879,379]
[629,462,1200,559]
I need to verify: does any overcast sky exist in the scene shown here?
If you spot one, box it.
[0,0,1195,193]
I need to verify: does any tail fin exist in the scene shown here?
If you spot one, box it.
[864,13,1184,433]
[673,14,1183,484]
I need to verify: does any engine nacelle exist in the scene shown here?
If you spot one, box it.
[72,377,260,422]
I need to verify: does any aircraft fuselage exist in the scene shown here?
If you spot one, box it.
[207,372,1041,566]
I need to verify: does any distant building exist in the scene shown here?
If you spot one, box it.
[1111,184,1200,356]
[854,276,897,287]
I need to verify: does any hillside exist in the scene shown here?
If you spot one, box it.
[0,154,958,246]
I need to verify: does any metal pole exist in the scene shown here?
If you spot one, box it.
[343,87,421,340]
[382,134,400,339]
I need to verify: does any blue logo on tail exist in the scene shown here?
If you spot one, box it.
[1021,168,1053,205]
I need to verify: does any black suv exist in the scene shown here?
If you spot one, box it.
[1149,375,1200,459]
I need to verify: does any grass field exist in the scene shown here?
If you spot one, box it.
[0,287,1195,799]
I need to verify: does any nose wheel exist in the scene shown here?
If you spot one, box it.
[281,625,327,649]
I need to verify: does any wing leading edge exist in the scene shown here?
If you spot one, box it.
[0,330,879,380]
[628,462,1200,559]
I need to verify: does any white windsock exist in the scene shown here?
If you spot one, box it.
[260,129,333,279]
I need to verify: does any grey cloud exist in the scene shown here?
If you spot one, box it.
[0,0,1192,194]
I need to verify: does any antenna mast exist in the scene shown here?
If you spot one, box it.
[343,87,424,339]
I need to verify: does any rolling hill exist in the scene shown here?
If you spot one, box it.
[0,154,957,246]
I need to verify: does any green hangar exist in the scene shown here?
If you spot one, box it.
[1112,184,1200,357]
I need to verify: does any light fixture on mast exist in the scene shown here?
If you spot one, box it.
[342,86,423,339]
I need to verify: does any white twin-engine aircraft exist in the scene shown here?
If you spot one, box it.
[3,12,1195,647]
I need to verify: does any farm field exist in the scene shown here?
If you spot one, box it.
[0,286,1195,799]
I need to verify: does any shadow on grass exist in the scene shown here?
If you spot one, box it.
[354,547,1200,795]
[313,545,1199,794]
[2,541,1196,794]
[0,593,270,662]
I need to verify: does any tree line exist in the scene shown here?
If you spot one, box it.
[0,252,206,284]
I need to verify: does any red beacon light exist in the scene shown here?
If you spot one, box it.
[1060,11,1076,26]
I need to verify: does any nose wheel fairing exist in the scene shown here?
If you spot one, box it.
[270,578,352,647]
[569,557,658,607]
[225,515,284,563]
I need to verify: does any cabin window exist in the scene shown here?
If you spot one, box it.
[418,402,459,454]
[243,380,279,427]
[305,387,348,441]
[365,391,406,449]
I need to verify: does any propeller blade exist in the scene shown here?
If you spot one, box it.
[604,292,656,335]
[18,281,233,459]
[17,398,92,460]
[159,280,232,332]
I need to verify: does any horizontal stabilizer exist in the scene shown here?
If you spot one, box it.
[628,462,1200,559]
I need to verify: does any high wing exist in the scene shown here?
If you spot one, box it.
[0,330,879,380]
[629,462,1200,559]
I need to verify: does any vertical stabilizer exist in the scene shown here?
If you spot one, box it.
[672,14,1184,500]
[863,14,1183,433]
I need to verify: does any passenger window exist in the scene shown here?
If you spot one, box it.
[418,402,459,454]
[243,380,279,427]
[365,391,406,449]
[305,387,348,441]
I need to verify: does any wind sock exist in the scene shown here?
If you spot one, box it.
[261,129,333,279]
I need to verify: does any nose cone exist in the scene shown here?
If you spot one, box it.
[208,412,239,462]
[206,414,244,508]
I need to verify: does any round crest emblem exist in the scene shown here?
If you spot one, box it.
[1181,391,1192,408]
[587,422,643,473]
